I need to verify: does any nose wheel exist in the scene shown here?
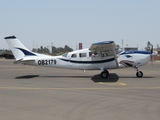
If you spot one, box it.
[100,70,109,78]
[136,71,143,77]
[135,66,143,78]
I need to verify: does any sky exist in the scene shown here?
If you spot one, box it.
[0,0,160,51]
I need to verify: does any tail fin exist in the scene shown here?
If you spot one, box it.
[4,36,36,60]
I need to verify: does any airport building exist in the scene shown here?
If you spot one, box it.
[0,49,14,59]
[124,46,138,51]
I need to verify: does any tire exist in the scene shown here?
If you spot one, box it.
[136,71,143,78]
[100,71,109,79]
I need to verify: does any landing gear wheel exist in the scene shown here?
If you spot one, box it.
[136,71,143,78]
[100,70,109,79]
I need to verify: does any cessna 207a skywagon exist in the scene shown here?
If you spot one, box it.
[5,35,154,79]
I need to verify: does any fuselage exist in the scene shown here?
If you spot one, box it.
[23,49,151,70]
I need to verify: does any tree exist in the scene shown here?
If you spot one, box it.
[43,47,50,54]
[31,44,73,56]
[52,46,58,53]
[32,48,37,52]
[64,45,73,52]
[57,47,64,53]
[40,46,43,53]
[0,49,12,54]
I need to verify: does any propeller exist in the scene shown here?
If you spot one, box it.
[147,41,154,68]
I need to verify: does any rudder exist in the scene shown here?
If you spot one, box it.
[4,36,36,60]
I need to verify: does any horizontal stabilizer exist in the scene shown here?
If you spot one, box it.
[14,59,35,64]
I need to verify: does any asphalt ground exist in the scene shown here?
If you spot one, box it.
[0,59,160,120]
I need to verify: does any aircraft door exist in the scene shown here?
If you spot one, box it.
[70,53,79,69]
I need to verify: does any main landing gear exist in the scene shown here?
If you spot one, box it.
[100,69,109,79]
[135,66,143,78]
[100,67,143,79]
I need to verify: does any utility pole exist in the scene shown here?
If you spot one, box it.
[51,42,53,54]
[33,38,34,49]
[122,39,123,51]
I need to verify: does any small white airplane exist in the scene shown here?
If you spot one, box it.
[5,35,154,78]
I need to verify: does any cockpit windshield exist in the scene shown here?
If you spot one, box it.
[115,45,123,54]
[62,53,68,57]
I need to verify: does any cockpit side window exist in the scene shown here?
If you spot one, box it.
[101,52,108,57]
[89,52,99,57]
[89,52,93,57]
[71,54,77,58]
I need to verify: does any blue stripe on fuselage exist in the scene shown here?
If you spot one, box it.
[59,58,115,64]
[120,50,150,55]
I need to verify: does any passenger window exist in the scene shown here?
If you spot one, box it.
[79,53,87,57]
[90,52,99,57]
[102,52,108,57]
[71,54,77,58]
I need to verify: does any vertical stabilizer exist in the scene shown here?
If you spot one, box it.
[4,36,36,60]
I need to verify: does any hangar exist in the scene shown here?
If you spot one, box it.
[0,50,14,59]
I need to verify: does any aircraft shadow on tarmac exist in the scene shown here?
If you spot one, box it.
[14,73,119,83]
[91,73,119,83]
[15,74,154,82]
[15,75,40,79]
[91,74,154,83]
[15,75,92,79]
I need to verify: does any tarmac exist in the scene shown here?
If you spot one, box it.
[0,59,160,120]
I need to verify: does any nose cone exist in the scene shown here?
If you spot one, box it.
[142,55,151,65]
[134,54,151,66]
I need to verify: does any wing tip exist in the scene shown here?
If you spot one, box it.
[4,35,17,39]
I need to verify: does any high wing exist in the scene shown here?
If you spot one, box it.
[89,41,115,52]
[89,41,119,67]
